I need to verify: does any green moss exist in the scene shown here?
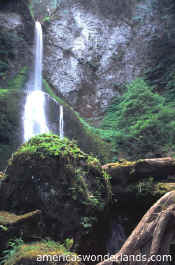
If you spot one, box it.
[74,112,112,163]
[42,16,51,23]
[0,66,27,97]
[126,177,175,204]
[2,239,77,265]
[43,79,112,163]
[154,182,175,196]
[103,160,136,169]
[11,134,106,183]
[0,89,10,96]
[43,79,65,106]
[0,210,40,226]
[12,134,86,161]
[7,67,28,91]
[99,78,175,159]
[26,1,35,19]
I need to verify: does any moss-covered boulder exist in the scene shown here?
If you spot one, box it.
[0,134,110,244]
[1,240,80,265]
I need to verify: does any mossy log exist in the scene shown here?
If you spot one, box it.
[98,191,175,265]
[0,210,42,256]
[0,210,41,226]
[103,157,175,185]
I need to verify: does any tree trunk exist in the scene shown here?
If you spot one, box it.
[97,191,175,265]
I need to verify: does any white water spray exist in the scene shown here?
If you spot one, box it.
[34,21,43,92]
[23,21,49,142]
[59,105,64,139]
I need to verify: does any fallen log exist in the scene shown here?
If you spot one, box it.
[102,157,175,185]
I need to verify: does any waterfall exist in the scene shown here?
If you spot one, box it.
[59,105,64,139]
[23,21,49,142]
[34,21,43,92]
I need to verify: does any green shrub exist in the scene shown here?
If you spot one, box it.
[0,239,74,265]
[100,78,175,159]
[0,239,24,265]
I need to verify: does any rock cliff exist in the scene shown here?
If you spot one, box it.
[44,0,175,122]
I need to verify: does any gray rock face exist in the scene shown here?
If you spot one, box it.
[44,0,175,121]
[0,13,22,30]
[0,8,33,87]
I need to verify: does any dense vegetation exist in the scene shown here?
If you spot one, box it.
[0,239,76,265]
[44,76,175,161]
[91,78,175,160]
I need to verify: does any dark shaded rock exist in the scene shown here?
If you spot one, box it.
[0,1,34,87]
[0,89,26,171]
[106,219,126,255]
[0,0,34,44]
[98,191,175,265]
[0,134,110,244]
[0,210,41,256]
[0,1,34,170]
[102,157,175,236]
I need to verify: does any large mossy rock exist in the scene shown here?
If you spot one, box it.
[0,134,110,243]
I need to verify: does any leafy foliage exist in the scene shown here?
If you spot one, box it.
[100,78,175,159]
[13,134,88,160]
[6,67,27,91]
[0,238,24,265]
[0,239,74,265]
[0,225,8,232]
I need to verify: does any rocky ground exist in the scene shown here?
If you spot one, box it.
[0,134,175,264]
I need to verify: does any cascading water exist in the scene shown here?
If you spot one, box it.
[34,21,43,92]
[23,21,49,142]
[59,105,64,139]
